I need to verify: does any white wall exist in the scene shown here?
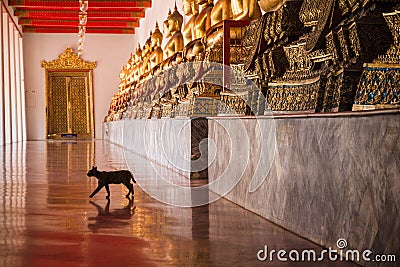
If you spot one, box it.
[23,33,135,140]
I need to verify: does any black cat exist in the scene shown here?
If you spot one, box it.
[87,166,136,199]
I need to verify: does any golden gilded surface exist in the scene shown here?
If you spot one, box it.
[43,47,95,139]
[258,0,286,13]
[42,47,97,70]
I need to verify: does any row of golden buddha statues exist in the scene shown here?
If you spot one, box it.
[105,0,400,122]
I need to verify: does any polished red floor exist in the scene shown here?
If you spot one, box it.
[0,141,357,266]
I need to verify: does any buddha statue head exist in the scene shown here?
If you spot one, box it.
[151,22,163,47]
[167,4,184,34]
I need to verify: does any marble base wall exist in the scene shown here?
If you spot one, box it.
[104,119,192,178]
[208,110,400,266]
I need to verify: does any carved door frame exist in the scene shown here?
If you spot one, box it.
[42,47,97,139]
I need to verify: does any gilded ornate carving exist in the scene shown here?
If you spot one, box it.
[161,103,174,118]
[354,66,400,106]
[300,0,335,52]
[218,91,248,115]
[266,78,320,111]
[243,0,303,75]
[326,30,341,63]
[42,47,97,70]
[375,10,400,64]
[280,41,329,81]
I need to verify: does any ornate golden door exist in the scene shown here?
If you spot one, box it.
[42,47,96,139]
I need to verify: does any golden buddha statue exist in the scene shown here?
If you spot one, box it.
[163,5,184,59]
[231,0,262,20]
[133,44,143,81]
[211,0,233,26]
[206,0,262,47]
[182,0,200,45]
[194,0,214,39]
[149,22,164,70]
[141,36,153,75]
[126,52,135,84]
[180,0,213,59]
[118,65,128,88]
[257,0,286,12]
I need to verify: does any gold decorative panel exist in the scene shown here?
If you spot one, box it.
[48,76,68,134]
[43,47,96,139]
[41,47,97,70]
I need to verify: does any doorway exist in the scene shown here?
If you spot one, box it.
[42,47,96,139]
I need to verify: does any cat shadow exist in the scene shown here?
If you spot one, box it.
[87,196,136,233]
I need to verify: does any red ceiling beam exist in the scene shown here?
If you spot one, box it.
[18,18,140,28]
[9,0,151,34]
[14,10,145,20]
[8,0,152,8]
[12,6,146,12]
[22,26,135,34]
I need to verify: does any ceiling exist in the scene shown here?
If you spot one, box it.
[8,0,152,34]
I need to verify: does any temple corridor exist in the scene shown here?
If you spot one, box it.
[0,140,357,266]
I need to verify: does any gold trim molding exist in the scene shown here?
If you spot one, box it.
[41,47,97,70]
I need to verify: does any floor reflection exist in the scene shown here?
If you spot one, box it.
[0,140,357,266]
[0,143,26,267]
[88,197,136,233]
